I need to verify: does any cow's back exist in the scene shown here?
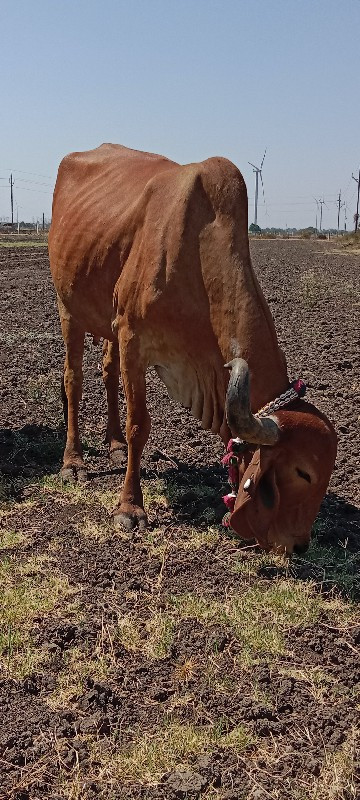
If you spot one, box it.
[49,144,180,336]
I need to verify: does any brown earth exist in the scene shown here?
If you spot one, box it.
[0,239,359,799]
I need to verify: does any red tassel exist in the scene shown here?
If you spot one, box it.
[222,492,236,511]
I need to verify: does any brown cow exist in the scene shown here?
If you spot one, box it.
[49,143,337,555]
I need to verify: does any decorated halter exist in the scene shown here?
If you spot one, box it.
[222,379,306,528]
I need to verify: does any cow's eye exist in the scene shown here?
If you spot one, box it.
[296,468,311,484]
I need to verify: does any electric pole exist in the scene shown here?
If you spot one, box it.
[337,190,345,233]
[352,169,360,232]
[9,174,14,228]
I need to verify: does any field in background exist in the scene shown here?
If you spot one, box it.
[0,239,359,799]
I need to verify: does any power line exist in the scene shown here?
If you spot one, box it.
[0,167,53,179]
[16,178,53,187]
[17,187,52,193]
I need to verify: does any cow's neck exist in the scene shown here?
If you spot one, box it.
[209,255,289,414]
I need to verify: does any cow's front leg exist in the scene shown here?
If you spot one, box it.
[59,304,88,483]
[102,339,127,468]
[112,329,150,531]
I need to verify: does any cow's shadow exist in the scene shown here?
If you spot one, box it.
[158,461,360,601]
[156,459,227,526]
[1,428,359,600]
[0,423,66,499]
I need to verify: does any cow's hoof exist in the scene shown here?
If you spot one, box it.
[61,465,89,484]
[113,505,148,532]
[109,445,128,468]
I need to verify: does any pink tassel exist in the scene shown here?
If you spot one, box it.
[222,492,236,511]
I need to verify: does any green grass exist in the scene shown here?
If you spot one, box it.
[294,520,360,600]
[0,239,48,248]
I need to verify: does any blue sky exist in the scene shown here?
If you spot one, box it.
[1,0,359,228]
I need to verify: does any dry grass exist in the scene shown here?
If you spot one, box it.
[338,230,360,252]
[0,528,26,549]
[296,727,359,799]
[113,579,356,669]
[0,553,73,678]
[278,664,335,704]
[92,720,254,786]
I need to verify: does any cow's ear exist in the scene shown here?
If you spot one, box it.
[229,448,280,549]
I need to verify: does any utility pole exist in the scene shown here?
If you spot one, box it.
[352,169,360,232]
[42,212,45,232]
[337,190,345,233]
[9,174,14,228]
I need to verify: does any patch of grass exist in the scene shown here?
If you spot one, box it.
[279,664,335,704]
[142,525,221,559]
[142,528,168,557]
[40,475,118,512]
[94,720,254,786]
[143,479,169,509]
[182,527,221,550]
[174,657,197,685]
[296,522,360,599]
[295,727,359,799]
[113,575,355,667]
[75,518,112,542]
[0,554,73,678]
[166,477,219,524]
[145,611,175,659]
[338,230,360,251]
[231,550,288,579]
[299,269,326,306]
[168,581,324,662]
[0,238,48,248]
[116,610,174,659]
[0,529,25,549]
[26,372,59,402]
[48,621,117,710]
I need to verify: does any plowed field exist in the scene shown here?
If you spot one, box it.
[0,239,359,799]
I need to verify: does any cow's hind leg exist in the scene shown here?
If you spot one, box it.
[102,339,127,468]
[59,307,88,483]
[112,328,150,531]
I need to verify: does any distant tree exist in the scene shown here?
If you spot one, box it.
[249,223,261,234]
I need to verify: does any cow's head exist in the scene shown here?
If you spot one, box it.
[225,359,337,555]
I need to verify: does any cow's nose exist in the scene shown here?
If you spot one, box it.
[293,541,309,556]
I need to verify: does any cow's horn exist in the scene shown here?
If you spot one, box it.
[225,358,279,446]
